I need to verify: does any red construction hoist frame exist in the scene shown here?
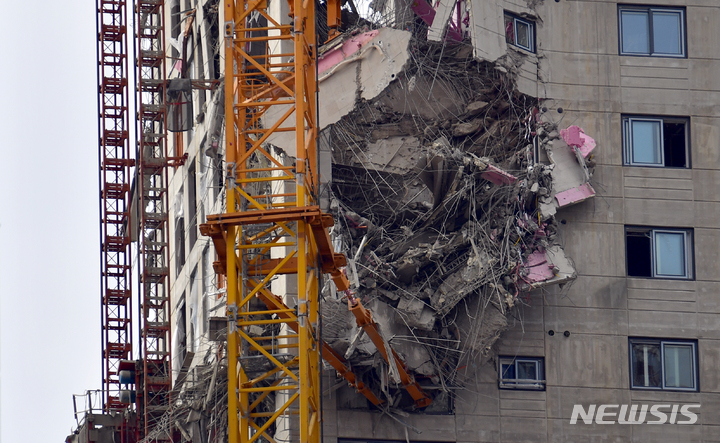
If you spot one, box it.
[97,0,134,414]
[135,0,173,438]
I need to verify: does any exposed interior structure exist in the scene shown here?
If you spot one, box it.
[70,0,720,441]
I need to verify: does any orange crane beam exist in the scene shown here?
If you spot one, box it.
[349,299,432,408]
[204,0,433,441]
[201,212,384,408]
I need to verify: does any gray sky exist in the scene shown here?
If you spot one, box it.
[0,1,102,441]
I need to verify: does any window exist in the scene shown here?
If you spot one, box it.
[623,116,689,168]
[504,13,535,53]
[630,338,697,391]
[626,227,693,279]
[499,356,545,390]
[188,160,198,251]
[619,6,685,57]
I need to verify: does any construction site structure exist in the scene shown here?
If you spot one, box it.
[72,0,720,442]
[96,0,134,414]
[135,0,175,438]
[80,0,424,441]
[200,0,432,441]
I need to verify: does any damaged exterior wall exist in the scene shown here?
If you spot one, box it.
[134,0,720,442]
[322,30,587,420]
[318,0,720,442]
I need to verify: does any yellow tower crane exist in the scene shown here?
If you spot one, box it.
[200,0,346,441]
[200,1,431,442]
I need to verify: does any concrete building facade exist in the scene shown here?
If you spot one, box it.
[164,0,720,442]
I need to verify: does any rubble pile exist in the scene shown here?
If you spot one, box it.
[321,38,596,409]
[140,362,230,443]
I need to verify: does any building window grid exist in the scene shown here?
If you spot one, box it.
[504,13,535,53]
[618,5,686,57]
[499,356,545,390]
[622,116,689,168]
[630,338,698,391]
[626,227,693,280]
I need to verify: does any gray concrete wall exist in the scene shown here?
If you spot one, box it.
[324,0,720,441]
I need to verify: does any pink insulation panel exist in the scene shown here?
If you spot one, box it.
[555,183,596,207]
[525,250,554,282]
[481,164,517,185]
[318,30,380,75]
[560,125,596,158]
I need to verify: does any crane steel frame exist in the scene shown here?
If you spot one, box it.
[97,0,134,413]
[135,0,173,438]
[199,0,435,440]
[204,0,334,441]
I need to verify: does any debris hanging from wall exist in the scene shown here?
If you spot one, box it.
[313,31,596,411]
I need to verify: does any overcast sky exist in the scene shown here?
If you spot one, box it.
[0,1,102,441]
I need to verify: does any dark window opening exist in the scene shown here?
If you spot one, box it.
[204,0,221,80]
[664,121,687,168]
[176,217,186,275]
[626,230,652,277]
[188,160,198,251]
[179,301,187,362]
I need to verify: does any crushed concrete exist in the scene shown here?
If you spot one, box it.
[313,35,598,411]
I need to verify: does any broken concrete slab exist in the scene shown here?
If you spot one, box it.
[396,297,436,331]
[524,250,555,283]
[539,130,596,218]
[466,100,490,116]
[555,182,596,208]
[427,0,461,42]
[481,163,517,185]
[358,136,421,174]
[561,125,596,159]
[469,0,507,62]
[431,250,494,316]
[265,27,413,154]
[351,299,435,374]
[318,30,380,75]
[522,245,577,290]
[455,292,508,359]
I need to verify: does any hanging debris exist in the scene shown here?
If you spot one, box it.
[310,31,597,411]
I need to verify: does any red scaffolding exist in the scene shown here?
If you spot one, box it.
[135,0,173,438]
[97,0,134,413]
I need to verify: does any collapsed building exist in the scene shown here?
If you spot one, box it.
[72,0,720,441]
[158,13,600,442]
[320,32,594,412]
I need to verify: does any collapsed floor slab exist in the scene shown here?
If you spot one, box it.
[307,35,599,411]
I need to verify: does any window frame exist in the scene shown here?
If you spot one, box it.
[504,12,535,53]
[618,5,686,58]
[498,356,545,391]
[629,338,698,392]
[622,115,690,168]
[625,226,694,280]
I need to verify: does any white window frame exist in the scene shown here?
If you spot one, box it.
[618,6,686,57]
[630,338,697,391]
[622,116,689,168]
[652,229,690,278]
[499,356,545,390]
[505,13,535,53]
[626,227,693,280]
